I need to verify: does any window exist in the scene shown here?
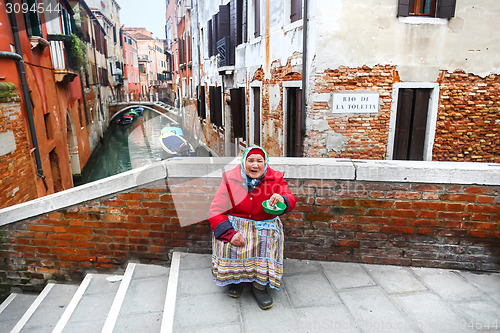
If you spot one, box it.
[197,86,206,119]
[209,86,223,127]
[398,0,456,18]
[23,0,42,37]
[290,0,302,23]
[230,88,246,140]
[254,0,260,38]
[251,87,261,146]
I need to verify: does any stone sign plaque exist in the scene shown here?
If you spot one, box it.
[332,92,380,113]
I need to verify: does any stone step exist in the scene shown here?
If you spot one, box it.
[56,273,122,332]
[0,293,38,332]
[0,260,176,333]
[113,264,170,332]
[12,283,79,332]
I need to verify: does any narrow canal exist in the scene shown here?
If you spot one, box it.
[75,108,203,185]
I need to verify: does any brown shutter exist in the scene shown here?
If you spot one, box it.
[214,87,223,127]
[254,0,260,37]
[291,0,302,22]
[408,89,430,160]
[218,5,230,40]
[198,86,206,119]
[207,19,213,56]
[436,0,456,18]
[209,86,216,122]
[230,88,246,139]
[253,87,260,146]
[212,14,218,56]
[397,0,410,17]
[393,89,413,160]
[218,4,232,65]
[242,0,248,43]
[295,89,303,156]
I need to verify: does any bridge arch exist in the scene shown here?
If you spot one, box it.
[109,104,179,126]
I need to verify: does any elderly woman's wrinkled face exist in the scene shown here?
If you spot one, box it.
[245,154,265,179]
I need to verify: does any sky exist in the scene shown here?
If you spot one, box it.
[116,0,166,39]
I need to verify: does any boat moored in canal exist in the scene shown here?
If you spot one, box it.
[159,127,195,157]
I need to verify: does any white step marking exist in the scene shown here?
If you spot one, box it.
[0,293,17,314]
[11,283,55,333]
[101,263,136,333]
[160,252,181,333]
[52,274,93,333]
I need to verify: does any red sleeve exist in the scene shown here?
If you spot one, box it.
[208,175,234,238]
[276,177,296,212]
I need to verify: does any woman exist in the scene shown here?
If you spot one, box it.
[209,146,296,310]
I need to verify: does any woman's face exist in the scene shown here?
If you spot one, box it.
[245,153,265,179]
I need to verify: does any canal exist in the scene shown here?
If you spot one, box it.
[75,108,205,185]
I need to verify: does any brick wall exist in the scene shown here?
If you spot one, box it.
[0,83,38,209]
[434,70,500,163]
[308,65,397,159]
[0,158,498,299]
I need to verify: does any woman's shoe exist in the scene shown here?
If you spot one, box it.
[227,283,244,298]
[252,286,273,310]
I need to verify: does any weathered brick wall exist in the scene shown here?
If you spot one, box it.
[0,172,498,298]
[308,65,397,159]
[434,70,500,163]
[0,83,38,209]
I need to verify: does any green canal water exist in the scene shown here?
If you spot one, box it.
[76,108,186,185]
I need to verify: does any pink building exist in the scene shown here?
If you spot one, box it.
[122,30,140,100]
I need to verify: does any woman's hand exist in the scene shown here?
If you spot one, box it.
[268,193,285,206]
[230,232,246,247]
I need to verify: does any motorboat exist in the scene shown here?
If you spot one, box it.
[160,126,183,136]
[117,116,133,125]
[133,107,144,115]
[159,128,195,156]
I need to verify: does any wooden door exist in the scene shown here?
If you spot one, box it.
[393,88,430,160]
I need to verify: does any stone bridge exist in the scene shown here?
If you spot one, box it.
[0,158,498,299]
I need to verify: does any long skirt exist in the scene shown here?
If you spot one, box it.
[212,215,284,290]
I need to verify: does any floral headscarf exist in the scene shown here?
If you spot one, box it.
[240,146,269,191]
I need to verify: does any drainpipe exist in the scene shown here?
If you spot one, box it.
[301,0,308,157]
[5,0,44,178]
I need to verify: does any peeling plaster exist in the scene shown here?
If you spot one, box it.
[269,84,281,111]
[311,0,500,78]
[312,119,330,132]
[326,132,347,153]
[0,131,16,156]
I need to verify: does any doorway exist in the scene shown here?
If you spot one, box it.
[388,83,439,161]
[285,87,303,157]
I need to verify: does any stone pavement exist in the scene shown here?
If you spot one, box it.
[173,253,500,333]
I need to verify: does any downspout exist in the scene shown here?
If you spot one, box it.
[5,0,44,178]
[301,0,308,157]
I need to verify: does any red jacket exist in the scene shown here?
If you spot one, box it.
[209,165,296,242]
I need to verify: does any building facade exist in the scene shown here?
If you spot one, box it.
[0,0,93,208]
[122,30,140,100]
[124,27,168,101]
[85,0,125,103]
[190,0,499,162]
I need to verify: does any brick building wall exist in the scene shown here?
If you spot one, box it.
[0,83,38,209]
[434,70,500,163]
[0,158,498,298]
[308,65,397,159]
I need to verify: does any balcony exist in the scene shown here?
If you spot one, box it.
[47,34,79,84]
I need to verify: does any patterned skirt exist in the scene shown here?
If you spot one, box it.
[212,215,284,290]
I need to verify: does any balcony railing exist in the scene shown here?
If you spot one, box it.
[216,37,228,68]
[47,34,79,83]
